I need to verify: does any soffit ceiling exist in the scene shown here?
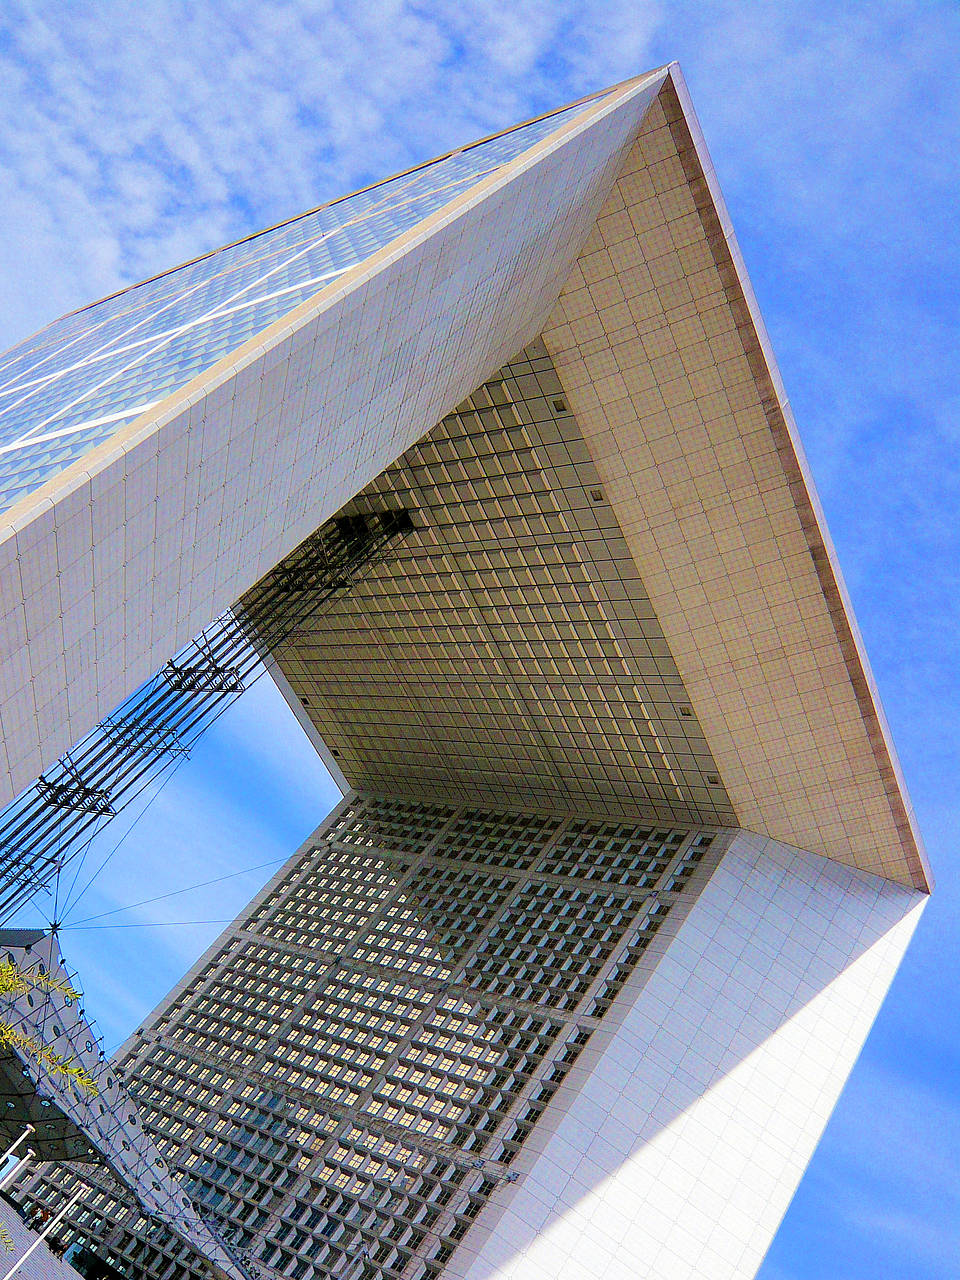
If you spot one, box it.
[265,68,927,891]
[537,73,927,889]
[271,340,734,829]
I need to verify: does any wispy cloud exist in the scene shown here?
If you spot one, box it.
[0,0,663,344]
[763,1060,960,1278]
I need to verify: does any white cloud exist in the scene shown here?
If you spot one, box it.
[0,0,664,347]
[2,6,959,1273]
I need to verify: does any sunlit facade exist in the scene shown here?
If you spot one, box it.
[19,802,712,1280]
[0,95,599,514]
[0,63,929,1280]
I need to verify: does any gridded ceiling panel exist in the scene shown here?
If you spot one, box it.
[269,340,734,826]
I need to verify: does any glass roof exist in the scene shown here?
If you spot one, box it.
[0,93,605,515]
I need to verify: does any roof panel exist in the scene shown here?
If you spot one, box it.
[540,70,929,888]
[0,93,608,515]
[0,65,927,894]
[266,69,928,889]
[269,339,736,826]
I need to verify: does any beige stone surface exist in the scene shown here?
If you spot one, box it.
[541,70,928,888]
[453,831,926,1280]
[272,342,735,826]
[0,64,926,892]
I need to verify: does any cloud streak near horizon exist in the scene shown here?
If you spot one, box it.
[1,3,958,1277]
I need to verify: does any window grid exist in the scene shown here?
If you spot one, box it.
[22,794,715,1280]
[278,342,735,827]
[0,99,607,514]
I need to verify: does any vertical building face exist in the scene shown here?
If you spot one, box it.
[21,800,714,1280]
[0,94,603,516]
[16,800,924,1280]
[0,62,930,1280]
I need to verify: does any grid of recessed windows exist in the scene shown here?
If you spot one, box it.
[329,796,451,854]
[0,94,606,515]
[19,794,715,1280]
[431,810,562,869]
[543,819,689,884]
[277,341,736,827]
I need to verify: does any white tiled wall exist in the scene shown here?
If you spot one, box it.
[0,1201,84,1280]
[451,830,925,1280]
[0,73,666,806]
[541,69,927,888]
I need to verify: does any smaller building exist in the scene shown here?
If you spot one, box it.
[0,930,251,1280]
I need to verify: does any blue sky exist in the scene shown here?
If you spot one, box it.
[1,2,958,1276]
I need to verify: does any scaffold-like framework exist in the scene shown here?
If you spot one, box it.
[0,509,413,923]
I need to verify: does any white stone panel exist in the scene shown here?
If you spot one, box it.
[451,830,925,1280]
[0,72,666,807]
[0,1201,84,1280]
[541,67,927,888]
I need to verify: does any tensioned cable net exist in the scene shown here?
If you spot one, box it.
[0,507,414,924]
[0,929,255,1280]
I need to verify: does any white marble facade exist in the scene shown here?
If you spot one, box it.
[0,1202,84,1280]
[451,831,925,1280]
[0,60,931,1280]
[0,73,665,808]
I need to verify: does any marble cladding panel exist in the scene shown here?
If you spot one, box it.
[451,829,925,1280]
[0,74,665,807]
[541,73,926,887]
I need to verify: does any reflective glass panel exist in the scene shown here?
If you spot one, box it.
[0,96,605,515]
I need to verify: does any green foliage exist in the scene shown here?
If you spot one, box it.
[0,958,99,1096]
[0,1219,13,1252]
[0,1022,99,1096]
[0,959,80,1002]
